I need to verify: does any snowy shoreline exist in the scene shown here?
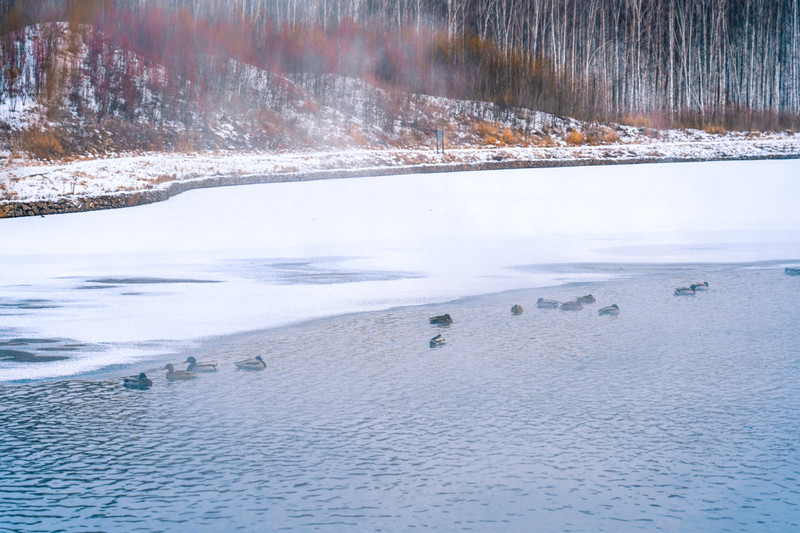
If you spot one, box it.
[2,139,799,218]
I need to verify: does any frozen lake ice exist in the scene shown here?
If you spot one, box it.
[1,159,800,380]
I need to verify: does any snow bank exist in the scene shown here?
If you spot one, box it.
[1,159,799,380]
[2,137,799,205]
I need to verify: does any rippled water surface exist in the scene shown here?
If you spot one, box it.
[1,264,799,532]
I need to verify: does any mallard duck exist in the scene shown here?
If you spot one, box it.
[429,313,453,324]
[511,304,524,315]
[691,282,709,291]
[184,356,218,372]
[560,300,583,311]
[598,304,620,316]
[123,372,153,389]
[429,334,445,347]
[164,363,197,380]
[536,298,559,309]
[576,294,596,304]
[235,355,266,370]
[674,286,696,295]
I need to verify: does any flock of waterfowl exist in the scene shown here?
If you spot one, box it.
[426,281,713,347]
[122,354,266,390]
[124,276,732,388]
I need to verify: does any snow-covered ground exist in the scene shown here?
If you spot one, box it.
[2,136,799,203]
[2,159,800,381]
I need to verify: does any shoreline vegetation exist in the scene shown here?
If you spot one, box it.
[2,140,799,218]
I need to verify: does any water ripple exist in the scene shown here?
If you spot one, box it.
[0,265,799,531]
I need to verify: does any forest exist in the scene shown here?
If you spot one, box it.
[1,0,799,156]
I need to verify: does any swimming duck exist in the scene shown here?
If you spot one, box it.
[429,313,453,324]
[123,372,153,389]
[576,294,596,304]
[560,300,583,311]
[235,355,266,370]
[598,304,620,316]
[511,304,524,315]
[429,334,445,347]
[164,363,197,380]
[674,286,696,295]
[536,298,559,309]
[691,282,709,291]
[184,356,218,372]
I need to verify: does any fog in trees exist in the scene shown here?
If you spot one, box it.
[2,0,799,136]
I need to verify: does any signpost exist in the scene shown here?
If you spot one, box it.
[435,129,444,153]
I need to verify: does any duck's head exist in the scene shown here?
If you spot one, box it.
[185,356,197,365]
[163,364,175,371]
[138,372,148,380]
[255,356,264,362]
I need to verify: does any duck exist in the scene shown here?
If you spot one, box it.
[123,372,153,389]
[511,304,524,315]
[429,313,453,324]
[598,304,620,316]
[674,286,696,295]
[560,300,583,311]
[536,298,559,309]
[576,294,596,304]
[429,334,445,347]
[164,363,197,380]
[691,282,709,291]
[184,356,218,372]
[235,355,266,370]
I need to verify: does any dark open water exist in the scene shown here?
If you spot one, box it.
[1,263,799,532]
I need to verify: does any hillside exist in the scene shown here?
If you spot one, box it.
[1,11,800,216]
[0,19,605,157]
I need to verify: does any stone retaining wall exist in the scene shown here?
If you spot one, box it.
[2,153,798,218]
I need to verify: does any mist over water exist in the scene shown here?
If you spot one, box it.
[1,264,798,531]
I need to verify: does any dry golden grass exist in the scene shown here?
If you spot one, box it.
[148,173,178,185]
[584,127,620,145]
[175,134,197,153]
[501,129,519,145]
[18,127,65,160]
[621,113,654,129]
[703,123,727,135]
[471,121,503,145]
[0,181,17,201]
[395,153,428,165]
[565,130,586,146]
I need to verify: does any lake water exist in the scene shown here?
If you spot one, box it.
[1,262,798,532]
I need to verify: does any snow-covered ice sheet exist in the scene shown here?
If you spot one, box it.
[2,159,800,380]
